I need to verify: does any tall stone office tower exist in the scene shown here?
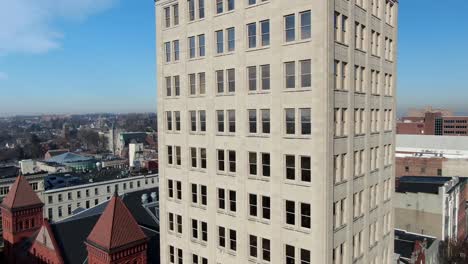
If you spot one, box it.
[156,0,398,263]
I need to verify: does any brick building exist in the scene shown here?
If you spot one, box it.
[397,108,468,136]
[0,175,160,264]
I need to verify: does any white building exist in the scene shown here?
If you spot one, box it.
[43,173,159,222]
[130,142,145,168]
[156,0,398,263]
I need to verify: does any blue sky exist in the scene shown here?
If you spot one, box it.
[0,0,467,115]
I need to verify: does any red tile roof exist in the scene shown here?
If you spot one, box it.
[1,175,43,210]
[86,194,147,251]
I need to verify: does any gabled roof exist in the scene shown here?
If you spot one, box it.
[86,193,147,251]
[30,220,64,263]
[1,175,43,210]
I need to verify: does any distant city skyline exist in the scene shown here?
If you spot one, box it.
[0,0,467,115]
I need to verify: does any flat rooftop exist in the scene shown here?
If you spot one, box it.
[396,176,466,194]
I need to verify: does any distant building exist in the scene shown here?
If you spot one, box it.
[0,175,160,263]
[45,152,97,172]
[129,143,144,168]
[394,229,439,264]
[394,176,467,241]
[396,135,468,177]
[397,108,468,136]
[44,149,70,160]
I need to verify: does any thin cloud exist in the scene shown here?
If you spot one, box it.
[0,72,8,80]
[0,0,118,55]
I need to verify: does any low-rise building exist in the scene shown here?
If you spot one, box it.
[43,173,158,222]
[396,135,468,178]
[394,176,467,241]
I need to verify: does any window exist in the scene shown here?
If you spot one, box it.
[284,60,311,89]
[284,154,311,183]
[167,179,182,201]
[217,149,236,174]
[192,254,208,264]
[371,69,381,95]
[216,28,236,54]
[173,40,180,61]
[354,108,365,135]
[333,242,346,264]
[333,198,347,229]
[188,34,205,59]
[48,195,53,204]
[164,42,171,62]
[248,109,270,135]
[216,109,235,133]
[353,230,364,259]
[218,226,237,252]
[168,246,183,264]
[353,190,364,218]
[191,218,208,243]
[260,20,270,46]
[249,235,271,262]
[188,72,206,96]
[215,69,235,94]
[248,152,270,179]
[189,147,207,170]
[188,0,204,21]
[385,0,395,25]
[48,208,53,219]
[167,146,182,166]
[354,149,365,177]
[354,22,366,51]
[188,110,206,133]
[285,244,311,264]
[284,200,311,229]
[216,0,234,14]
[248,194,270,221]
[285,108,311,136]
[164,7,171,28]
[384,73,393,96]
[248,0,269,6]
[334,12,348,44]
[247,20,270,48]
[247,64,270,91]
[371,0,381,18]
[165,76,180,97]
[371,30,381,56]
[354,65,366,93]
[385,37,394,61]
[285,10,312,43]
[284,14,295,42]
[217,188,236,214]
[334,108,348,137]
[334,60,348,91]
[334,153,347,184]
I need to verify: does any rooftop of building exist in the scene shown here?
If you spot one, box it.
[50,188,159,264]
[45,152,96,164]
[396,176,467,195]
[396,134,468,159]
[44,169,157,191]
[394,229,437,263]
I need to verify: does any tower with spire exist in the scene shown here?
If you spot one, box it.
[1,175,44,262]
[85,193,149,264]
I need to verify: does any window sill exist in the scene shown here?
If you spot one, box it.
[385,59,394,63]
[353,215,364,222]
[247,176,270,182]
[188,57,205,62]
[355,4,366,12]
[188,95,206,98]
[187,17,206,25]
[355,48,367,54]
[283,135,312,140]
[354,91,366,95]
[282,87,312,93]
[372,14,381,21]
[335,41,349,48]
[283,225,311,234]
[248,90,270,95]
[189,132,206,136]
[246,46,270,53]
[248,217,270,225]
[354,174,365,180]
[217,210,236,218]
[217,247,237,256]
[245,1,270,9]
[284,180,312,188]
[371,93,380,96]
[164,60,181,65]
[283,38,312,46]
[371,54,381,59]
[215,93,235,97]
[189,168,207,173]
[217,172,236,178]
[191,204,207,210]
[162,24,180,31]
[166,131,182,135]
[247,134,270,138]
[354,134,365,138]
[333,224,347,233]
[215,133,236,137]
[334,89,349,93]
[165,96,181,100]
[334,180,348,186]
[213,10,235,18]
[190,239,207,247]
[214,51,236,57]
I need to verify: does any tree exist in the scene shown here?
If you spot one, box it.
[438,239,468,264]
